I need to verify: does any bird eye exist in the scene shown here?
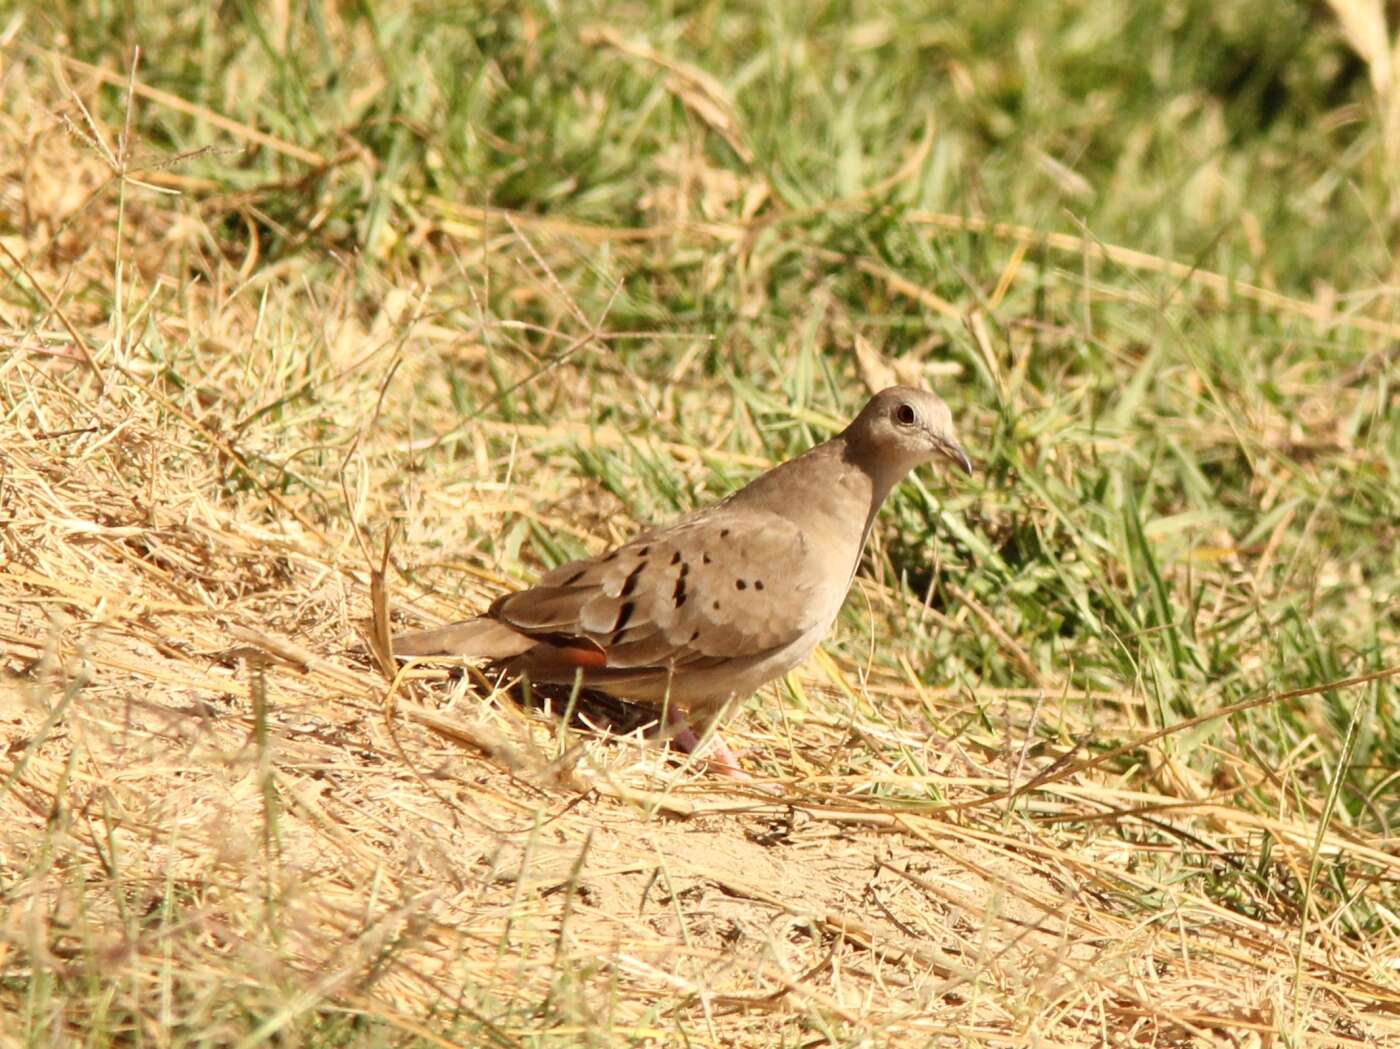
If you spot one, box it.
[894,403,916,425]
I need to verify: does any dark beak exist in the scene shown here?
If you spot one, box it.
[940,439,973,476]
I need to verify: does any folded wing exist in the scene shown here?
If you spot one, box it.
[395,505,825,679]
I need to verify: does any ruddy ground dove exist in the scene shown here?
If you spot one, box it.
[396,386,971,773]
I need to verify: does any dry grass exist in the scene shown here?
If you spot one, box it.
[4,10,1400,1047]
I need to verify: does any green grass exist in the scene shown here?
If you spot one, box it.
[4,0,1399,1045]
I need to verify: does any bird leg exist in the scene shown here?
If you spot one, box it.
[663,706,747,778]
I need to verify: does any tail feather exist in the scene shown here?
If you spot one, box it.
[393,617,537,660]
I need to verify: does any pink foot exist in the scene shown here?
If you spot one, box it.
[670,725,748,779]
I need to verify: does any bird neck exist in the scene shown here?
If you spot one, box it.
[841,438,909,547]
[734,435,902,555]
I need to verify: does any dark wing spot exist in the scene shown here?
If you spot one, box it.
[620,561,646,597]
[719,529,730,539]
[612,600,636,638]
[670,550,681,565]
[637,545,650,557]
[735,579,747,590]
[673,574,688,607]
[713,600,721,611]
[754,580,764,590]
[680,562,690,578]
[561,569,587,586]
[702,553,712,564]
[689,629,701,643]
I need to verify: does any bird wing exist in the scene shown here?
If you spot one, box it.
[491,505,829,670]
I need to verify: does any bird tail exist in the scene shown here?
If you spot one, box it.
[393,617,536,661]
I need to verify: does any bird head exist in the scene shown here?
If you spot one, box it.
[847,386,973,478]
